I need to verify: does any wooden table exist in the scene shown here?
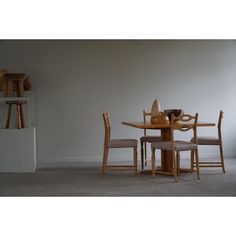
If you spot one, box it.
[122,121,215,174]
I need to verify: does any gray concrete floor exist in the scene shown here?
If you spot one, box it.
[0,157,236,196]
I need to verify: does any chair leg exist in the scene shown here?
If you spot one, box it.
[190,150,194,173]
[5,80,13,97]
[144,142,147,166]
[176,151,180,176]
[16,104,22,129]
[151,148,156,177]
[219,143,226,173]
[5,103,12,128]
[19,104,25,128]
[173,152,178,182]
[195,149,200,180]
[133,147,138,176]
[16,80,24,97]
[102,147,109,175]
[141,141,144,170]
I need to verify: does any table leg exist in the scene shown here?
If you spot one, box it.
[140,128,174,175]
[161,128,173,172]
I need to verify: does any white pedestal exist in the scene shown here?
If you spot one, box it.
[0,127,36,172]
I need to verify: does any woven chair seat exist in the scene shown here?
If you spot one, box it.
[140,135,162,143]
[108,139,138,148]
[152,140,198,151]
[191,136,220,145]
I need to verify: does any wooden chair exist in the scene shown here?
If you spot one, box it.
[140,110,162,170]
[191,111,225,173]
[102,112,138,176]
[151,113,200,182]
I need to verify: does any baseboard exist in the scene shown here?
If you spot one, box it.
[37,157,100,169]
[37,152,236,169]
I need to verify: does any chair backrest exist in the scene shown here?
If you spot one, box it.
[218,110,223,129]
[218,110,223,141]
[171,113,198,147]
[103,112,111,146]
[143,110,151,136]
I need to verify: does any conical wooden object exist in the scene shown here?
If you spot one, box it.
[151,99,161,117]
[150,99,169,124]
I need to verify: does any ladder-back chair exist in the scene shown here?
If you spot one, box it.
[140,110,162,169]
[102,112,138,176]
[151,113,200,182]
[191,111,225,173]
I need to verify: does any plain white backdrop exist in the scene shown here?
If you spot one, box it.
[1,40,236,166]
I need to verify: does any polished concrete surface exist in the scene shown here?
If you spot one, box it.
[0,157,235,196]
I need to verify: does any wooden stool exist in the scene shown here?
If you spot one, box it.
[5,100,27,129]
[4,73,26,97]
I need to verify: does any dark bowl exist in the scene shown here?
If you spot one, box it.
[164,109,183,120]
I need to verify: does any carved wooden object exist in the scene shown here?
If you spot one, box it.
[5,100,27,129]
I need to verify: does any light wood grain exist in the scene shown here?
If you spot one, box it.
[150,113,200,181]
[150,99,161,117]
[122,117,214,176]
[102,112,138,176]
[192,110,225,173]
[3,73,26,97]
[140,110,162,170]
[5,100,27,129]
[122,121,215,129]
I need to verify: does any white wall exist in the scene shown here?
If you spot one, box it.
[0,40,236,166]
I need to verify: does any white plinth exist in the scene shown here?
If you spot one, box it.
[0,127,36,172]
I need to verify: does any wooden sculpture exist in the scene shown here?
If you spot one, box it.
[0,69,32,129]
[150,99,169,124]
[150,99,161,117]
[0,69,32,96]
